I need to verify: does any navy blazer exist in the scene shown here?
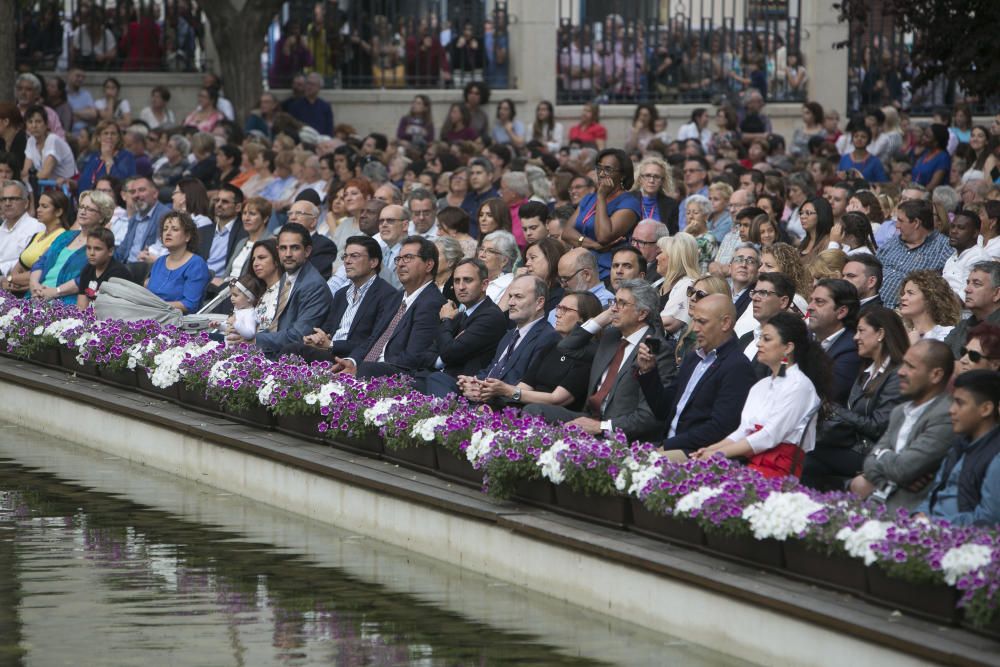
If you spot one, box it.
[438,297,508,377]
[322,276,397,345]
[733,281,755,320]
[826,328,863,406]
[256,262,333,357]
[639,335,757,453]
[196,219,248,274]
[476,317,560,384]
[115,201,171,262]
[350,281,446,372]
[309,233,338,280]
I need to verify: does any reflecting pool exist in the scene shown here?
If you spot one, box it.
[0,423,754,666]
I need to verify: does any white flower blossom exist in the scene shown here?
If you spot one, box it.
[940,544,995,586]
[465,429,496,464]
[675,486,724,514]
[836,520,892,566]
[363,396,407,426]
[257,375,276,405]
[537,439,569,484]
[37,318,85,343]
[303,381,346,407]
[0,307,23,339]
[74,332,98,363]
[411,416,447,442]
[741,492,825,541]
[154,341,221,389]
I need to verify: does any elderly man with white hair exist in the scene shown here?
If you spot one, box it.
[0,180,42,275]
[14,73,64,138]
[500,170,533,250]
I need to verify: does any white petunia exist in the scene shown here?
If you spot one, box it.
[465,429,496,464]
[940,544,995,586]
[675,486,724,514]
[303,381,346,407]
[836,520,892,565]
[537,439,569,484]
[411,415,447,442]
[363,396,407,426]
[741,492,824,541]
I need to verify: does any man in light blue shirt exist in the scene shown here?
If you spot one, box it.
[66,68,96,133]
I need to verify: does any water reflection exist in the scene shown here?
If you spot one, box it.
[0,425,751,666]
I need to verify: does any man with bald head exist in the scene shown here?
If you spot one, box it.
[558,247,614,307]
[630,219,670,269]
[376,203,410,289]
[288,197,338,279]
[636,293,757,453]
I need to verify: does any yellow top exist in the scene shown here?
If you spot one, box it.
[19,227,66,270]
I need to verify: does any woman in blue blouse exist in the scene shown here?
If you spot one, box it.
[630,156,680,234]
[145,211,210,313]
[29,190,115,305]
[562,148,641,281]
[910,123,951,190]
[77,120,137,191]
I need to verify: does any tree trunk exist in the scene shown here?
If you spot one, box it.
[0,1,15,103]
[200,0,283,125]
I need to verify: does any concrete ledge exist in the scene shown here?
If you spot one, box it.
[0,357,997,667]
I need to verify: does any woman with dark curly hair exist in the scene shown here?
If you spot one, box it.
[898,269,961,344]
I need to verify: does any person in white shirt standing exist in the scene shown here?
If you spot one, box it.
[943,209,991,300]
[0,180,43,275]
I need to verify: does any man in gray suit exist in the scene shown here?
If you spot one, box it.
[525,280,676,441]
[849,339,955,510]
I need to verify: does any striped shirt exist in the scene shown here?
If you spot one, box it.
[875,231,952,309]
[332,274,377,341]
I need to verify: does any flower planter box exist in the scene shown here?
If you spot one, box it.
[276,413,327,442]
[514,478,556,507]
[434,445,482,486]
[629,500,706,547]
[178,386,223,416]
[383,443,438,473]
[553,486,631,528]
[96,366,137,388]
[962,613,1000,640]
[57,347,98,376]
[27,347,60,368]
[866,566,960,624]
[136,369,180,401]
[782,540,867,595]
[331,433,384,457]
[223,404,275,429]
[704,532,785,570]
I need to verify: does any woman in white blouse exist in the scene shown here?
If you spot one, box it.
[692,311,830,479]
[898,270,961,344]
[655,233,701,335]
[22,105,76,183]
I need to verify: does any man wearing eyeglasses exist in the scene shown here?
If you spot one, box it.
[729,243,760,319]
[630,219,669,279]
[708,188,752,276]
[199,184,247,282]
[406,189,439,240]
[556,248,614,308]
[0,180,42,276]
[677,156,710,231]
[325,199,387,295]
[945,261,1000,359]
[287,197,337,280]
[283,235,396,361]
[375,204,409,290]
[526,280,675,441]
[737,272,797,368]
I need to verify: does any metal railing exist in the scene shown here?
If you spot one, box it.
[268,0,511,90]
[556,0,805,106]
[15,0,209,73]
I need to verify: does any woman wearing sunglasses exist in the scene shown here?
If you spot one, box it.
[958,322,1000,374]
[673,275,731,364]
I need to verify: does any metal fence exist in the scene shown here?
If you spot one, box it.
[15,0,209,73]
[270,0,511,90]
[556,0,805,106]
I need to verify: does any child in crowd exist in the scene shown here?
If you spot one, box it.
[225,274,265,340]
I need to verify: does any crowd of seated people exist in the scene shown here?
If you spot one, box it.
[3,59,1000,525]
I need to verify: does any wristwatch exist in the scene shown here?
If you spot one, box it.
[512,388,522,401]
[577,235,585,245]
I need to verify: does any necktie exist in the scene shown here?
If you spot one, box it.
[364,300,407,362]
[486,329,520,379]
[586,339,629,417]
[268,279,293,332]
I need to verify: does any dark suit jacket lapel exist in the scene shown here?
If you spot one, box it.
[590,329,623,392]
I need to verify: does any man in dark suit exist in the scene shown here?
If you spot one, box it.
[230,223,333,358]
[637,294,757,453]
[116,176,171,281]
[808,278,862,405]
[526,280,676,441]
[288,198,337,280]
[333,236,446,378]
[842,254,884,314]
[419,258,508,395]
[282,235,396,361]
[730,242,759,319]
[197,183,247,278]
[455,274,560,401]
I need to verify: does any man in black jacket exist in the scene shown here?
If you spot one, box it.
[842,254,884,314]
[807,278,862,405]
[282,235,397,361]
[288,198,337,280]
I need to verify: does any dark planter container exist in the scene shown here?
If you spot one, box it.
[629,500,706,546]
[58,347,98,376]
[962,612,1000,640]
[383,442,438,472]
[97,366,137,388]
[223,403,275,429]
[276,413,327,442]
[331,432,384,457]
[136,369,180,401]
[178,386,223,415]
[553,486,631,528]
[514,478,556,507]
[704,532,785,569]
[28,346,60,367]
[866,566,959,624]
[434,444,482,486]
[783,541,867,595]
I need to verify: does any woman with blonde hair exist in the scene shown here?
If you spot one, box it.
[760,242,811,313]
[869,106,902,164]
[707,181,734,242]
[655,232,701,333]
[631,155,679,233]
[807,248,849,284]
[898,269,961,344]
[674,273,732,362]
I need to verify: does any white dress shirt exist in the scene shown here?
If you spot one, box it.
[726,364,821,454]
[581,321,650,433]
[894,399,935,453]
[485,272,514,304]
[0,213,43,275]
[943,244,991,298]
